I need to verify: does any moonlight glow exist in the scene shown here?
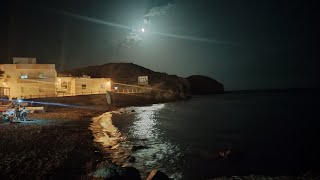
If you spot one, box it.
[141,28,145,32]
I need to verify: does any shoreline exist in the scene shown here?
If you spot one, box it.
[1,93,320,179]
[0,92,180,178]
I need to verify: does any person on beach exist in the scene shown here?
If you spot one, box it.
[15,107,20,122]
[20,107,28,121]
[9,112,15,123]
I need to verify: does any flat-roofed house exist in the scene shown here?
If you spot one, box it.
[56,75,111,96]
[0,58,57,99]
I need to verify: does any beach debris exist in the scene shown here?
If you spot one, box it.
[217,149,232,159]
[131,145,148,152]
[146,169,170,180]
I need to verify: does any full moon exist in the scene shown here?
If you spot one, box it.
[141,28,145,32]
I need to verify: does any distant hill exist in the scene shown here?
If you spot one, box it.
[59,63,191,99]
[60,63,224,97]
[186,75,224,95]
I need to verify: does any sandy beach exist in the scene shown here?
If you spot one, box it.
[0,92,177,178]
[0,106,108,179]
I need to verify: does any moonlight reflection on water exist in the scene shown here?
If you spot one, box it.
[90,104,183,179]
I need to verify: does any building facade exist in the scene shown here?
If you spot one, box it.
[0,63,57,99]
[1,58,112,99]
[56,76,111,96]
[13,57,37,64]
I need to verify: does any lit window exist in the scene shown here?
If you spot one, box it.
[81,84,86,89]
[101,84,106,89]
[39,73,45,78]
[20,74,28,79]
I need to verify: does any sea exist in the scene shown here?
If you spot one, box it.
[90,90,320,179]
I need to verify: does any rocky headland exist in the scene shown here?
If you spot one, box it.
[186,75,224,95]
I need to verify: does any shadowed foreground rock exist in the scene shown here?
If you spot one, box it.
[187,75,224,95]
[91,163,141,180]
[146,170,170,180]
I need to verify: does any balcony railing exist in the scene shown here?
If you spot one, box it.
[16,88,150,100]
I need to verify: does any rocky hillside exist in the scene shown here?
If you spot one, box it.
[59,63,191,99]
[186,75,224,95]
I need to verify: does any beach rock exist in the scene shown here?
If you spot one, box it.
[120,166,141,180]
[127,155,136,163]
[92,163,141,180]
[131,145,148,152]
[146,169,170,180]
[131,110,136,112]
[95,161,109,170]
[186,75,224,95]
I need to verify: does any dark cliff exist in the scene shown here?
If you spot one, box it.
[186,75,224,95]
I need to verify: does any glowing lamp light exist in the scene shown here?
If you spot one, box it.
[106,81,111,86]
[56,82,59,85]
[2,82,6,85]
[18,99,22,103]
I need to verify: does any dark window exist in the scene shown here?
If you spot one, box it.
[39,73,45,78]
[61,81,68,89]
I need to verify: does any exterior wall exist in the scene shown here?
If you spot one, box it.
[13,57,37,64]
[1,62,112,99]
[0,64,56,99]
[56,77,111,95]
[56,77,74,95]
[0,87,10,98]
[74,78,111,94]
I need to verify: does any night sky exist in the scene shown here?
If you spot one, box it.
[1,0,319,90]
